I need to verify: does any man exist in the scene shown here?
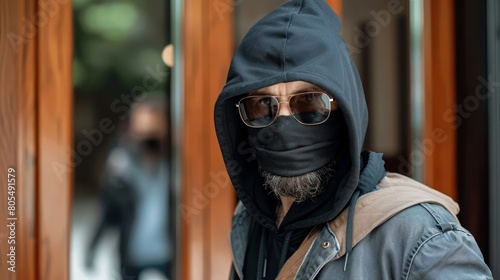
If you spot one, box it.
[214,0,493,279]
[86,97,172,279]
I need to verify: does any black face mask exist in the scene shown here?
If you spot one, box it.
[247,110,347,177]
[139,138,161,153]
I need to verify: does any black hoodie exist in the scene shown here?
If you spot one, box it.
[214,0,385,278]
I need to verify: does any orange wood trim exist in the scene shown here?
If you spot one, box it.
[423,0,457,199]
[36,0,73,279]
[0,1,21,279]
[207,0,235,279]
[16,0,37,279]
[1,0,72,279]
[181,0,234,279]
[0,0,38,279]
[326,0,342,19]
[181,0,209,277]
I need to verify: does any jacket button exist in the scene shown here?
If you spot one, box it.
[321,241,330,249]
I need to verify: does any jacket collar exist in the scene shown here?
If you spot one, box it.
[231,172,460,279]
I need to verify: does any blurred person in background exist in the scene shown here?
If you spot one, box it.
[85,95,172,280]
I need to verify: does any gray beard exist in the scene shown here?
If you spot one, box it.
[260,161,336,203]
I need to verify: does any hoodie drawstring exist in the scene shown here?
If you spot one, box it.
[278,230,293,270]
[257,228,269,280]
[344,190,360,271]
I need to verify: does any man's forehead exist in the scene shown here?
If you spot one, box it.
[250,81,324,95]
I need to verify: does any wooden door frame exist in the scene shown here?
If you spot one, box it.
[421,0,457,199]
[0,0,73,279]
[176,0,235,279]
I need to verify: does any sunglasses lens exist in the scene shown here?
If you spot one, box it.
[237,92,332,127]
[290,93,331,124]
[238,96,279,127]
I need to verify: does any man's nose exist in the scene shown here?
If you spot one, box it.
[278,101,292,116]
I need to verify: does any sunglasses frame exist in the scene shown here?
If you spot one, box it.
[235,92,335,128]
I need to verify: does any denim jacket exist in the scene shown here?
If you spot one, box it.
[229,173,493,279]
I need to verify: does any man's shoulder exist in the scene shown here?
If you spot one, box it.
[328,172,461,259]
[319,202,490,279]
[376,202,459,236]
[374,172,460,217]
[104,146,137,183]
[377,203,491,279]
[359,171,461,237]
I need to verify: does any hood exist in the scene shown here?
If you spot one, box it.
[214,0,370,232]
